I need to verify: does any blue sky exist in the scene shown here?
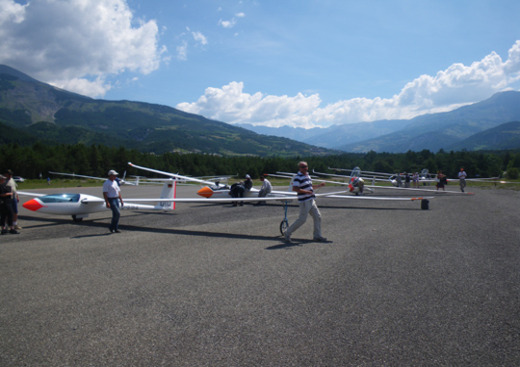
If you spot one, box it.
[1,0,520,128]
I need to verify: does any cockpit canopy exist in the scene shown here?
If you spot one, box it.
[351,167,361,178]
[39,193,81,203]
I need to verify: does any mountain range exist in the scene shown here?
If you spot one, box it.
[240,91,520,152]
[1,64,519,154]
[0,65,331,156]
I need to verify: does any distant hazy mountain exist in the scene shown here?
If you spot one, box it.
[240,91,520,152]
[339,91,520,152]
[448,121,520,151]
[236,124,324,143]
[238,119,410,148]
[0,64,332,156]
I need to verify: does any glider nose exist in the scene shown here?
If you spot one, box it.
[197,186,214,198]
[23,199,44,211]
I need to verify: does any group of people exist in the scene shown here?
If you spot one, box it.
[229,174,273,206]
[393,168,468,192]
[4,165,470,240]
[435,168,467,192]
[0,169,21,235]
[101,169,277,233]
[395,172,419,188]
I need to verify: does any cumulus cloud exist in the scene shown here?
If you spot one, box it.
[0,0,165,97]
[192,31,208,46]
[0,0,27,23]
[218,13,244,29]
[218,18,236,29]
[177,41,520,128]
[178,82,322,128]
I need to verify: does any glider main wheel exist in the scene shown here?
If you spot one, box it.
[72,215,83,222]
[280,219,289,236]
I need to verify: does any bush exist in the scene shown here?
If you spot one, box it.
[507,167,519,179]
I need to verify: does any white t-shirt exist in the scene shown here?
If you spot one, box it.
[6,178,17,194]
[261,179,272,192]
[103,179,120,199]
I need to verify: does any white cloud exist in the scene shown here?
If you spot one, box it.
[218,18,236,28]
[56,77,112,98]
[218,13,245,29]
[176,40,188,61]
[0,0,165,98]
[177,41,520,128]
[192,31,208,46]
[177,81,322,128]
[0,0,27,23]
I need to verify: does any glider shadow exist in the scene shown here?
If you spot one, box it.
[69,220,332,249]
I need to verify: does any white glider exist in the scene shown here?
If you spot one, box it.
[21,180,176,222]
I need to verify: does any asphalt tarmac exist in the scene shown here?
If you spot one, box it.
[1,184,519,366]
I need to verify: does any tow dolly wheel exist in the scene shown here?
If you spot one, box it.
[280,219,288,236]
[72,215,83,222]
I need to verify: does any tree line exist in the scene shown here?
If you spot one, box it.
[1,142,519,180]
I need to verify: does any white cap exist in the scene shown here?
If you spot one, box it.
[245,174,251,179]
[108,170,119,176]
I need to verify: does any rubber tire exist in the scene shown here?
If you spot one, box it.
[280,220,288,236]
[72,215,83,222]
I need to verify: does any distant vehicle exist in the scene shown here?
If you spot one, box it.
[13,176,25,183]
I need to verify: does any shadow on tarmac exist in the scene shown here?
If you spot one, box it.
[265,238,332,250]
[20,214,329,248]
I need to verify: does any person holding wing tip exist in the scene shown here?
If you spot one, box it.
[284,161,327,243]
[103,170,124,233]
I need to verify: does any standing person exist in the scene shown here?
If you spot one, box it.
[284,161,327,243]
[395,174,402,187]
[0,174,18,234]
[436,170,447,191]
[412,172,419,188]
[103,170,124,233]
[255,175,272,205]
[4,170,21,230]
[458,168,467,192]
[404,172,411,188]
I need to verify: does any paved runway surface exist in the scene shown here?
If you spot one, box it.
[1,184,519,366]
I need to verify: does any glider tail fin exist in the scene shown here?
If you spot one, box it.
[154,179,176,211]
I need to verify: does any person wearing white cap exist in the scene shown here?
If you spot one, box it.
[103,170,124,233]
[230,174,253,206]
[244,174,253,192]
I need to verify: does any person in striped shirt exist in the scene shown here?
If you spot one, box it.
[284,161,327,243]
